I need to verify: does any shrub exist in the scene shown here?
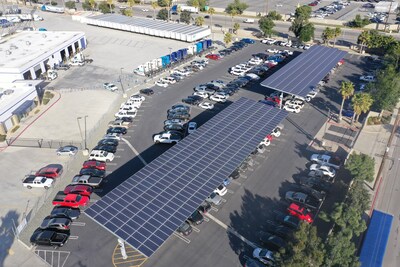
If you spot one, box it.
[44,91,54,99]
[51,1,58,5]
[11,126,20,133]
[65,1,76,9]
[0,135,6,142]
[367,116,381,125]
[42,98,50,105]
[34,109,40,114]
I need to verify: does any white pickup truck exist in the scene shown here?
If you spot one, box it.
[310,154,341,169]
[23,175,54,189]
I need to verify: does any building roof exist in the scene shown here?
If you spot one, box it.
[260,46,347,98]
[85,97,288,257]
[84,14,210,42]
[0,31,85,70]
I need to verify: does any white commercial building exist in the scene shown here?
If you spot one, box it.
[0,31,87,135]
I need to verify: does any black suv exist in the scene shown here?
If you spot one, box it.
[188,210,204,225]
[182,98,200,105]
[107,127,127,135]
[98,139,119,147]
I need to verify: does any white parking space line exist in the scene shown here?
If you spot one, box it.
[205,213,257,249]
[203,216,209,222]
[107,163,118,166]
[121,137,147,166]
[221,198,227,203]
[116,148,125,151]
[69,236,79,240]
[71,222,86,226]
[123,136,131,138]
[192,226,200,233]
[227,189,234,194]
[114,155,121,158]
[230,180,242,186]
[89,199,98,203]
[211,207,218,212]
[173,232,190,243]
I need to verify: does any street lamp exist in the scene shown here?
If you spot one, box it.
[168,47,172,66]
[77,115,88,152]
[120,67,127,98]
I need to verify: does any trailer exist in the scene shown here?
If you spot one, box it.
[41,5,65,13]
[359,209,393,267]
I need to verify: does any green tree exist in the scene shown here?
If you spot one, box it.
[233,22,240,34]
[180,10,192,24]
[290,6,314,42]
[229,8,238,28]
[187,0,207,11]
[345,153,375,182]
[325,228,360,267]
[157,8,169,20]
[258,16,275,37]
[352,92,373,123]
[339,81,355,121]
[332,27,341,47]
[386,41,400,70]
[89,0,96,10]
[128,0,135,16]
[349,14,370,28]
[357,30,370,53]
[299,23,314,43]
[157,0,171,7]
[151,1,158,18]
[225,0,248,15]
[122,9,133,16]
[276,223,325,266]
[224,32,232,45]
[195,16,204,26]
[373,65,400,112]
[65,1,76,9]
[99,1,113,13]
[82,0,97,10]
[267,10,282,20]
[322,27,334,45]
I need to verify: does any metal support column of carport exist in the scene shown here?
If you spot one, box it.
[260,45,348,108]
[85,97,288,259]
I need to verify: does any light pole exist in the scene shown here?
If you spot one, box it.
[120,67,127,98]
[168,47,172,66]
[76,117,83,145]
[77,115,88,154]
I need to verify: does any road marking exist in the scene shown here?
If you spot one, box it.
[116,148,125,151]
[192,226,200,233]
[114,155,121,158]
[71,222,86,226]
[173,232,191,243]
[89,199,98,203]
[211,207,218,212]
[221,198,227,203]
[107,163,117,166]
[230,180,241,185]
[124,136,131,138]
[227,189,234,194]
[121,137,147,166]
[69,236,79,240]
[205,213,256,249]
[203,216,209,222]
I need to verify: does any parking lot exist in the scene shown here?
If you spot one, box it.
[12,34,374,267]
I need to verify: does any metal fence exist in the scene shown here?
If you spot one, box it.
[5,138,83,149]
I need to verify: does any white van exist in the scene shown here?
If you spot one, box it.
[89,150,114,162]
[243,18,255,24]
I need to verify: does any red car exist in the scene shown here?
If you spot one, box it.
[265,96,281,105]
[205,54,221,60]
[82,160,106,171]
[36,165,63,178]
[64,184,93,197]
[288,203,313,223]
[52,193,90,208]
[308,1,318,6]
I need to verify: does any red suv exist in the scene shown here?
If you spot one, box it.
[287,203,314,223]
[36,165,63,178]
[82,160,106,171]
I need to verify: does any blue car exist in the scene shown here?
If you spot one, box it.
[38,28,47,31]
[241,38,255,44]
[342,109,354,118]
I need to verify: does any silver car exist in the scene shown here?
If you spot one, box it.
[40,216,72,230]
[56,145,78,156]
[206,192,222,205]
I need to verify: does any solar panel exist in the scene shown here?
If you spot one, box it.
[260,45,347,97]
[85,98,288,257]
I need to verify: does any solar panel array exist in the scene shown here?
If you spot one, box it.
[85,14,210,42]
[85,98,288,257]
[260,45,347,97]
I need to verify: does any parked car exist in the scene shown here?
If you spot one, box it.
[36,165,63,179]
[205,54,221,60]
[285,191,322,210]
[177,221,192,236]
[63,184,93,196]
[153,132,182,144]
[187,122,197,134]
[214,184,227,196]
[139,88,154,95]
[359,75,376,82]
[310,154,341,169]
[283,103,301,113]
[103,83,118,92]
[23,175,54,189]
[107,127,127,135]
[287,203,314,223]
[164,119,186,126]
[309,164,336,177]
[88,150,115,162]
[258,231,287,252]
[182,98,201,105]
[155,80,169,87]
[275,214,301,229]
[171,104,190,112]
[188,210,204,225]
[298,176,332,194]
[79,167,106,178]
[264,223,294,239]
[52,193,90,208]
[50,206,80,220]
[206,192,222,205]
[56,146,78,156]
[103,133,121,140]
[97,139,118,147]
[252,247,275,266]
[40,216,72,230]
[198,202,212,214]
[164,123,185,132]
[30,228,70,247]
[199,101,214,110]
[244,258,266,267]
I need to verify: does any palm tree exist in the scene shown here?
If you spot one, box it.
[151,1,158,19]
[333,27,341,47]
[358,30,370,54]
[339,81,355,121]
[128,0,135,16]
[195,16,204,26]
[352,93,373,124]
[321,27,333,46]
[208,7,215,31]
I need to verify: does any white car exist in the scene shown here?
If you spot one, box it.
[359,75,376,82]
[173,69,191,76]
[261,38,276,44]
[245,73,260,80]
[283,104,301,113]
[230,69,247,76]
[305,91,317,102]
[115,110,137,118]
[210,95,227,103]
[129,95,145,102]
[304,44,311,50]
[214,92,229,98]
[187,122,197,134]
[103,133,121,140]
[23,176,54,189]
[286,99,305,109]
[309,164,336,177]
[153,132,181,144]
[248,58,263,65]
[89,150,115,162]
[155,80,169,87]
[199,102,214,110]
[267,48,279,53]
[214,184,227,196]
[280,41,288,46]
[161,76,176,84]
[283,50,293,55]
[56,145,78,156]
[142,8,149,11]
[285,41,292,47]
[164,119,185,126]
[193,91,209,98]
[103,83,118,92]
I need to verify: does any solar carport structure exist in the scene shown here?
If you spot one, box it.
[260,45,347,98]
[83,14,211,42]
[85,97,288,257]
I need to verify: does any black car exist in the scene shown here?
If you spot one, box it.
[168,109,190,116]
[299,177,332,194]
[50,206,81,220]
[55,63,70,70]
[188,210,204,225]
[177,221,192,236]
[182,98,200,105]
[120,117,134,123]
[79,167,106,178]
[167,113,191,120]
[258,231,287,252]
[98,138,119,147]
[252,53,269,60]
[229,169,240,179]
[93,144,117,154]
[170,104,190,113]
[229,45,240,51]
[217,88,235,96]
[164,124,185,132]
[275,214,301,230]
[30,228,70,247]
[170,74,183,82]
[188,95,204,101]
[264,224,294,239]
[244,258,266,267]
[139,89,154,95]
[107,127,127,135]
[198,201,212,214]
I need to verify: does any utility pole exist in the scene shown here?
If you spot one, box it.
[384,0,393,32]
[120,67,127,98]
